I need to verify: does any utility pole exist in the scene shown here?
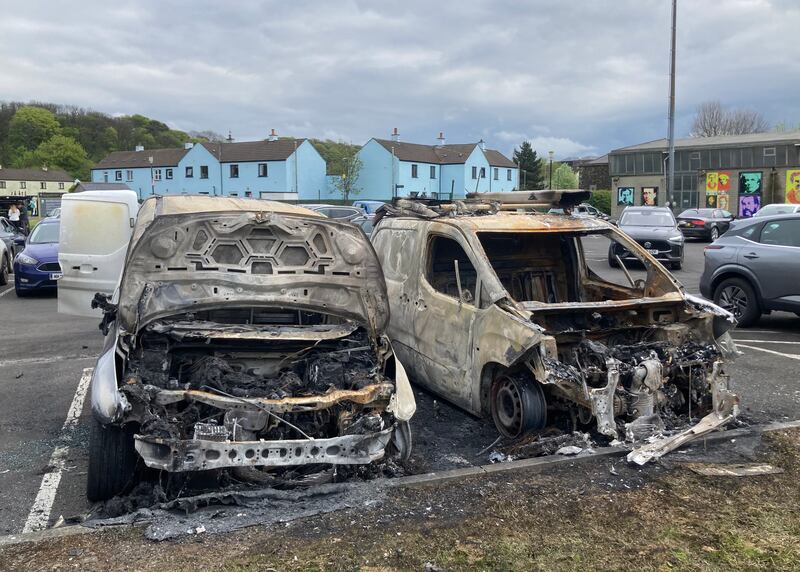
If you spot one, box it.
[548,150,554,190]
[666,0,677,208]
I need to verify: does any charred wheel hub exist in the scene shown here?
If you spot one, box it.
[491,374,546,438]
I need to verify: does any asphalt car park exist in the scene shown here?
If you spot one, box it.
[1,239,799,536]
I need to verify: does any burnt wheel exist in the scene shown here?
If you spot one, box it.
[86,417,139,502]
[714,277,759,327]
[490,374,547,438]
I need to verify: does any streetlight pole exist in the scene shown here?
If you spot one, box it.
[666,0,677,207]
[548,150,554,190]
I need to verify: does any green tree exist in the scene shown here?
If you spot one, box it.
[512,141,544,189]
[332,153,363,202]
[7,106,61,153]
[551,163,578,189]
[588,189,611,214]
[15,135,91,179]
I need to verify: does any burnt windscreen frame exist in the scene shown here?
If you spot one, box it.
[476,232,580,304]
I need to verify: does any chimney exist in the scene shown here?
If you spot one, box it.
[478,139,486,151]
[42,165,48,171]
[390,127,399,142]
[226,130,234,142]
[135,144,144,152]
[268,128,278,142]
[436,131,446,146]
[184,142,194,150]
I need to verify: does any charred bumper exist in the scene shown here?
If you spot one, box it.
[134,428,394,472]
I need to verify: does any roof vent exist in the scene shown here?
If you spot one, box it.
[391,127,400,142]
[437,132,446,146]
[135,144,144,152]
[268,128,278,142]
[184,142,194,150]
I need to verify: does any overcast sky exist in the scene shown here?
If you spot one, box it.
[2,0,799,158]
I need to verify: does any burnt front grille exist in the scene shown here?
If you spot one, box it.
[37,262,61,272]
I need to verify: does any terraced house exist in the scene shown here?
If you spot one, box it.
[91,134,327,201]
[355,130,519,200]
[0,166,72,216]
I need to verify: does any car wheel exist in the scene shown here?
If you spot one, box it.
[490,373,547,438]
[389,420,413,462]
[714,277,760,327]
[86,417,140,502]
[671,261,682,270]
[710,227,720,241]
[608,247,619,268]
[0,256,8,286]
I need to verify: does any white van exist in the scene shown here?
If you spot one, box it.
[58,190,139,316]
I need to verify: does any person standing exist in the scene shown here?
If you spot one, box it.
[17,202,29,234]
[8,203,20,231]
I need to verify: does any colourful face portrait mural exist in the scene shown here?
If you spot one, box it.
[706,172,730,209]
[717,172,731,191]
[739,194,760,218]
[718,193,729,211]
[787,170,800,204]
[706,172,719,192]
[642,187,658,206]
[617,187,634,206]
[739,172,762,194]
[706,193,718,208]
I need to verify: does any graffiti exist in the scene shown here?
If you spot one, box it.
[786,170,800,204]
[706,172,730,210]
[642,187,658,206]
[739,194,761,218]
[739,172,762,194]
[616,187,634,206]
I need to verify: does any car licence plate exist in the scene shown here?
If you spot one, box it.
[647,249,659,255]
[50,272,63,280]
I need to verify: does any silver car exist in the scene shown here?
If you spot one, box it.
[700,213,800,326]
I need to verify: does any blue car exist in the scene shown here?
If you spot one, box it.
[13,218,61,297]
[352,200,385,214]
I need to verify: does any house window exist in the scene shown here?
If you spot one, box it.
[472,166,477,179]
[507,169,512,181]
[480,167,486,179]
[230,164,239,178]
[126,170,133,181]
[39,182,46,189]
[0,182,6,189]
[764,147,776,157]
[200,165,209,179]
[154,169,162,181]
[58,182,65,190]
[493,168,499,180]
[20,181,26,189]
[185,166,194,178]
[430,166,436,179]
[258,163,268,177]
[115,170,122,181]
[245,191,252,197]
[103,172,108,183]
[411,164,418,178]
[166,168,173,179]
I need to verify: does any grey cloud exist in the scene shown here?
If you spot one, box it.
[1,0,798,158]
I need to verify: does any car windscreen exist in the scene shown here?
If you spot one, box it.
[28,222,60,243]
[678,208,713,218]
[620,211,675,227]
[756,204,797,216]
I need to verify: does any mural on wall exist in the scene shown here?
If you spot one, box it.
[739,194,761,218]
[739,172,762,194]
[706,172,731,210]
[642,187,658,206]
[787,170,800,204]
[616,187,634,206]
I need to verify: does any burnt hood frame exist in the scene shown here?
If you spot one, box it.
[116,210,390,335]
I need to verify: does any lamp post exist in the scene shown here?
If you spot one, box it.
[548,150,554,190]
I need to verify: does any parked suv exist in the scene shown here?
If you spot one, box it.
[372,195,739,465]
[700,213,800,327]
[67,196,415,500]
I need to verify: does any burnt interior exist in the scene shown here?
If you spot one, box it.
[122,308,395,444]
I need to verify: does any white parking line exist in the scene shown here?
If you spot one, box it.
[0,287,13,298]
[0,354,95,368]
[22,368,92,533]
[737,344,800,361]
[734,339,800,345]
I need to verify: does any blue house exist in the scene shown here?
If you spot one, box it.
[353,131,519,200]
[91,135,327,201]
